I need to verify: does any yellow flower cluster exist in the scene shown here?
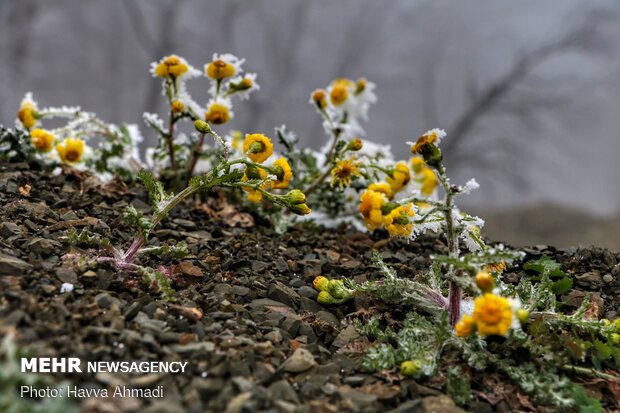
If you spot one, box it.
[312,275,351,304]
[25,126,85,164]
[456,293,513,337]
[384,204,415,237]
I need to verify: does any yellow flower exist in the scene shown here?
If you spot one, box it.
[30,129,54,152]
[474,271,494,293]
[205,102,231,125]
[359,190,387,231]
[420,167,438,196]
[483,262,507,274]
[243,133,274,163]
[386,161,411,193]
[410,156,425,174]
[241,167,268,204]
[171,100,185,113]
[18,101,38,130]
[206,58,236,80]
[473,293,513,336]
[330,157,362,189]
[271,157,293,189]
[384,203,414,237]
[154,55,188,78]
[368,182,393,199]
[56,138,85,164]
[455,314,475,337]
[311,89,327,110]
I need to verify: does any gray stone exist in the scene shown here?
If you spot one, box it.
[268,282,300,308]
[0,254,30,275]
[27,237,60,255]
[315,310,340,328]
[603,273,614,284]
[298,286,318,299]
[269,380,300,404]
[282,348,316,373]
[332,325,361,348]
[0,222,21,238]
[576,271,603,289]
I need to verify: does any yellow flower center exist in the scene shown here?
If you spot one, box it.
[330,84,349,106]
[311,89,327,109]
[205,103,230,125]
[206,59,236,80]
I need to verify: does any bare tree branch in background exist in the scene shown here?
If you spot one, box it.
[441,15,606,171]
[120,0,187,117]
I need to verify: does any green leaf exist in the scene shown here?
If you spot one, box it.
[138,169,171,213]
[524,256,566,278]
[447,366,471,406]
[552,277,573,294]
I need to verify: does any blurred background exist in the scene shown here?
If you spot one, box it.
[1,0,619,250]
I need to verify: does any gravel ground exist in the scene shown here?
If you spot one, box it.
[1,163,619,413]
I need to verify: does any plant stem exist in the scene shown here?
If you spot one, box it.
[437,165,461,326]
[186,133,206,183]
[167,111,176,169]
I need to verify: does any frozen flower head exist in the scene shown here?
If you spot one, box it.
[30,129,55,152]
[271,157,293,190]
[384,203,414,237]
[368,182,393,199]
[243,133,273,164]
[152,55,195,79]
[387,161,411,193]
[241,167,268,204]
[205,53,244,80]
[205,98,233,125]
[170,100,185,113]
[473,293,513,336]
[359,189,387,231]
[328,78,353,106]
[410,128,446,154]
[18,93,39,130]
[310,89,328,110]
[56,138,85,164]
[330,157,362,189]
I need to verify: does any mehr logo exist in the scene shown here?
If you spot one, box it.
[21,358,82,373]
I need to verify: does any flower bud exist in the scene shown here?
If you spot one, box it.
[317,291,336,305]
[313,276,329,292]
[421,144,442,169]
[289,203,312,215]
[194,120,212,134]
[286,189,307,205]
[475,272,494,293]
[612,333,620,345]
[516,309,529,325]
[347,138,363,151]
[400,360,421,376]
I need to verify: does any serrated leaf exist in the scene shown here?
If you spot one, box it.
[524,256,562,275]
[551,277,573,294]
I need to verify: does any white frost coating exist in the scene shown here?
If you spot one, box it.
[459,179,480,195]
[60,283,74,293]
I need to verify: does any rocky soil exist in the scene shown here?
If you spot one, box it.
[1,162,619,413]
